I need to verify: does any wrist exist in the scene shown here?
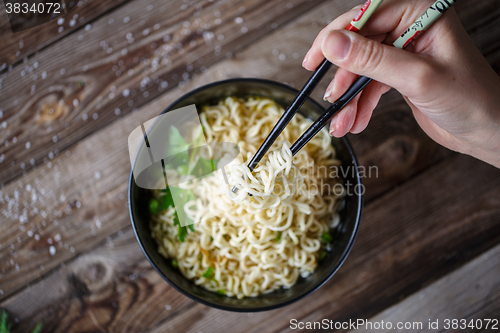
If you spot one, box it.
[461,104,500,168]
[471,132,500,168]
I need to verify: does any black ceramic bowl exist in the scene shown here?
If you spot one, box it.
[129,78,363,312]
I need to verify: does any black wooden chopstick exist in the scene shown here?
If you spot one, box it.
[290,76,372,155]
[230,60,331,194]
[290,0,457,156]
[246,59,332,171]
[244,0,384,173]
[232,0,456,195]
[230,0,385,194]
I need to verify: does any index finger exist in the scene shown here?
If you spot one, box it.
[303,6,362,71]
[303,0,437,71]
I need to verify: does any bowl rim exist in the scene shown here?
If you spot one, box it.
[128,77,363,312]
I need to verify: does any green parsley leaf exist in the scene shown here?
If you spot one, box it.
[156,125,215,241]
[156,186,195,242]
[0,310,40,333]
[168,126,191,155]
[169,187,196,241]
[174,211,189,242]
[177,226,188,242]
[1,309,11,333]
[320,232,333,243]
[31,323,42,333]
[158,189,175,212]
[177,164,189,175]
[202,266,214,279]
[166,127,190,175]
[190,156,217,178]
[186,130,204,175]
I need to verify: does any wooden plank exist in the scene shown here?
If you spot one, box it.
[3,0,500,190]
[465,299,500,333]
[1,153,499,332]
[0,0,452,301]
[0,0,132,70]
[471,300,500,333]
[349,244,500,333]
[0,0,329,186]
[0,85,185,301]
[456,0,500,73]
[0,227,180,333]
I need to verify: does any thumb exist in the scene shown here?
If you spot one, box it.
[321,30,432,97]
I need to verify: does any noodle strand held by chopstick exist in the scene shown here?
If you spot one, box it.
[150,97,344,299]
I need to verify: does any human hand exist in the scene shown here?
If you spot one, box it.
[302,0,500,168]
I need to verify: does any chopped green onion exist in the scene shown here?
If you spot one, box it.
[275,231,282,242]
[202,266,214,279]
[319,251,328,261]
[149,198,159,215]
[171,259,178,268]
[216,289,225,296]
[320,232,333,243]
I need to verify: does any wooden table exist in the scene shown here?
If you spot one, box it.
[1,0,499,332]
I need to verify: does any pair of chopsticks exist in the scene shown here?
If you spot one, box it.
[231,0,384,194]
[246,0,385,171]
[232,0,457,194]
[248,0,456,164]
